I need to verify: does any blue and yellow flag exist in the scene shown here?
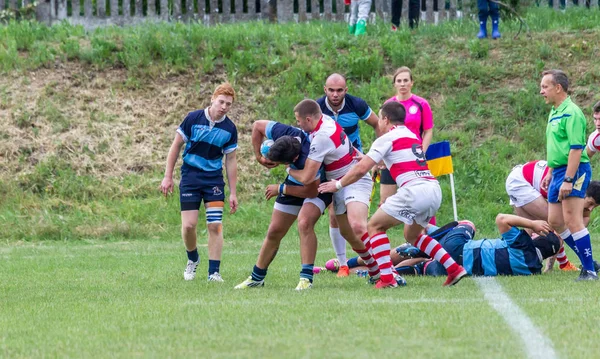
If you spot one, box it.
[426,141,454,177]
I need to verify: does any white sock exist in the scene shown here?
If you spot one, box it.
[329,227,347,266]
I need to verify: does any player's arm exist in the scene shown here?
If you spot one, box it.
[265,181,319,200]
[422,128,433,154]
[365,111,383,138]
[495,213,551,235]
[252,120,277,168]
[225,150,238,214]
[288,159,322,185]
[318,156,376,193]
[541,167,553,192]
[160,134,184,197]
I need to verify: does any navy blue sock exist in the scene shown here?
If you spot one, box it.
[573,229,595,272]
[561,230,584,263]
[208,260,220,275]
[347,257,360,269]
[300,264,314,283]
[187,248,199,263]
[251,265,267,282]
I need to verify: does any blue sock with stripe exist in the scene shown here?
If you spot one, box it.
[208,260,220,275]
[300,264,314,283]
[572,229,595,272]
[251,265,267,282]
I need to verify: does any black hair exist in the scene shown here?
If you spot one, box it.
[380,101,406,124]
[532,232,561,260]
[587,181,600,204]
[267,136,301,164]
[593,101,600,114]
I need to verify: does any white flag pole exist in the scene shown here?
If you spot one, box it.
[449,173,458,221]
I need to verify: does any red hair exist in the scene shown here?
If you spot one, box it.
[212,83,236,102]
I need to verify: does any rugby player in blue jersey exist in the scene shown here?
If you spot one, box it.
[234,120,333,289]
[396,215,557,277]
[160,83,238,283]
[317,73,382,277]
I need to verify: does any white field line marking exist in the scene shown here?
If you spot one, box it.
[475,277,557,359]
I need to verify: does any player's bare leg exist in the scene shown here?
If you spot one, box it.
[181,210,200,280]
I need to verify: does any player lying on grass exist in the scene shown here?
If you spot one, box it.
[342,215,559,277]
[324,220,470,273]
[235,121,333,290]
[506,160,600,272]
[319,101,467,287]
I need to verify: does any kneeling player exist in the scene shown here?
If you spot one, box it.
[235,121,332,290]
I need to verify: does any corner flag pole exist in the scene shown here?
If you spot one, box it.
[449,173,458,221]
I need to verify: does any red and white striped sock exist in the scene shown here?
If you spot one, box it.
[370,232,394,283]
[556,245,570,268]
[353,233,380,277]
[415,234,459,273]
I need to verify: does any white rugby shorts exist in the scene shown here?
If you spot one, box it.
[505,165,542,207]
[333,173,373,215]
[380,180,441,227]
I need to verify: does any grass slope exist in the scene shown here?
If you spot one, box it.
[1,7,600,239]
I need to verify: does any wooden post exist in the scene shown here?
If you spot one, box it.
[334,0,343,21]
[97,0,106,17]
[234,0,242,20]
[247,0,256,20]
[35,0,53,24]
[298,0,307,21]
[172,0,181,19]
[221,0,231,22]
[209,0,218,24]
[71,0,80,16]
[311,0,319,20]
[375,0,384,20]
[277,0,293,22]
[57,0,67,18]
[425,0,433,23]
[135,0,142,17]
[147,0,155,17]
[323,0,332,19]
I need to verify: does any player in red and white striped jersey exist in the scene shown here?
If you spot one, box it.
[586,101,600,159]
[320,101,467,288]
[288,99,378,289]
[506,159,600,271]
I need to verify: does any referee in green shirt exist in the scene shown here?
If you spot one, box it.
[540,69,597,281]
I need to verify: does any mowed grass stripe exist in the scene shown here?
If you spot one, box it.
[0,240,522,358]
[475,277,557,359]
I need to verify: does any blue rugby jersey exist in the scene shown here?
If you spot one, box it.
[265,121,324,185]
[462,227,542,276]
[316,94,372,153]
[177,108,237,187]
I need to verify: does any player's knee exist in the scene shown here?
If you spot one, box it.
[350,221,367,237]
[297,216,314,234]
[182,221,197,232]
[206,222,222,235]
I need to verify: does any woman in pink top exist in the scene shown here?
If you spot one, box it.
[379,67,435,209]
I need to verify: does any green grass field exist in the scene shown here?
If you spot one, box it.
[2,224,600,358]
[3,3,600,357]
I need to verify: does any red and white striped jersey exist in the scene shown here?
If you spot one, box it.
[587,130,600,154]
[521,160,549,199]
[308,115,357,180]
[366,125,436,187]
